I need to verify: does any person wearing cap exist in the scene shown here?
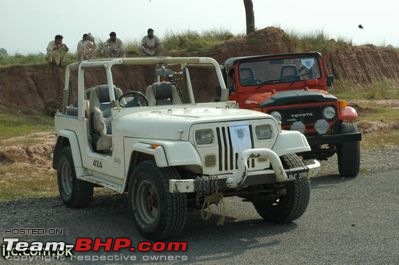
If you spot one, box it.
[76,33,96,61]
[104,32,124,58]
[139,28,162,56]
[46,35,69,66]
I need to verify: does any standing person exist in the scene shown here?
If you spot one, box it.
[86,33,97,58]
[46,35,69,66]
[139,28,162,56]
[76,33,96,61]
[104,32,124,58]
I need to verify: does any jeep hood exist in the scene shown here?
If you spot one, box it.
[115,107,269,141]
[256,89,337,107]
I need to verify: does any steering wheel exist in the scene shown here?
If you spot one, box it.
[118,91,149,107]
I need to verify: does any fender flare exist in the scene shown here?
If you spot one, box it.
[272,130,311,157]
[131,141,202,168]
[338,106,358,121]
[54,130,86,177]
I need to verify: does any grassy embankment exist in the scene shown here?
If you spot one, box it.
[0,114,56,201]
[0,30,233,66]
[0,30,398,201]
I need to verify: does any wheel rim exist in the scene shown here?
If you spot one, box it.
[135,180,159,224]
[60,158,73,197]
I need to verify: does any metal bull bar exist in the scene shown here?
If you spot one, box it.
[169,148,320,193]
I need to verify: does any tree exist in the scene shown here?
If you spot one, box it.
[243,0,255,35]
[0,48,8,56]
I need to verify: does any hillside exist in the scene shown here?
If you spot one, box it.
[1,27,399,114]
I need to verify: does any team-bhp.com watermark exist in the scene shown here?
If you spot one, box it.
[1,237,188,263]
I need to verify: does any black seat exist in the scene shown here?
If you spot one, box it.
[239,67,257,85]
[280,64,298,82]
[146,82,181,106]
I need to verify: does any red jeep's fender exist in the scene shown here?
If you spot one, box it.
[339,106,358,121]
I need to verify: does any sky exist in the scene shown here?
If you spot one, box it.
[0,0,398,54]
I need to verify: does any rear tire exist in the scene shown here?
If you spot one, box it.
[337,123,360,177]
[57,147,93,208]
[128,161,187,240]
[252,153,310,223]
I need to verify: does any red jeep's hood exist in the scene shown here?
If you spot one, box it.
[245,89,336,107]
[244,91,274,105]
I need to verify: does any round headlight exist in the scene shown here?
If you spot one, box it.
[290,121,306,134]
[323,106,336,120]
[314,119,329,135]
[195,129,214,145]
[270,111,282,121]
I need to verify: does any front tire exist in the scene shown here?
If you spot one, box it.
[57,147,93,208]
[128,161,187,240]
[337,123,360,177]
[252,153,310,223]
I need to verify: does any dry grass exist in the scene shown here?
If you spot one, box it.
[0,128,56,201]
[353,101,399,150]
[0,164,57,201]
[361,130,399,150]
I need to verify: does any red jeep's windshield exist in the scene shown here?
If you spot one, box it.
[238,56,321,86]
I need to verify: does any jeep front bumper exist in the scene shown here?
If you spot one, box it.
[306,131,362,146]
[169,148,320,193]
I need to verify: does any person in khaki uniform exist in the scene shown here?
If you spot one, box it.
[46,35,69,66]
[104,32,124,58]
[76,33,96,61]
[139,28,162,56]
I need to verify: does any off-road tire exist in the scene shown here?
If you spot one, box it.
[57,147,93,208]
[252,153,310,223]
[128,160,187,240]
[337,123,360,177]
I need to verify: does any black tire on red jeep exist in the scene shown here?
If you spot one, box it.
[252,153,310,223]
[337,123,360,178]
[128,161,187,240]
[57,147,94,208]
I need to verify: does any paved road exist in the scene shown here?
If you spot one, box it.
[1,149,398,265]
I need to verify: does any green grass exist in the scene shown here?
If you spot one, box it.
[0,53,76,66]
[2,28,396,66]
[0,29,234,66]
[357,103,399,122]
[333,78,399,100]
[286,30,352,53]
[0,114,53,140]
[162,29,234,52]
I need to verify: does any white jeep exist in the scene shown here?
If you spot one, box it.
[52,57,320,239]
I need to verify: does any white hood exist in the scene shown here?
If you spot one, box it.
[114,106,271,141]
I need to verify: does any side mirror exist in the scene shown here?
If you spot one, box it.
[327,75,334,89]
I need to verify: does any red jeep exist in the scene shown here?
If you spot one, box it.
[223,52,361,177]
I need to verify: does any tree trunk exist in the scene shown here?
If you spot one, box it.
[243,0,255,35]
